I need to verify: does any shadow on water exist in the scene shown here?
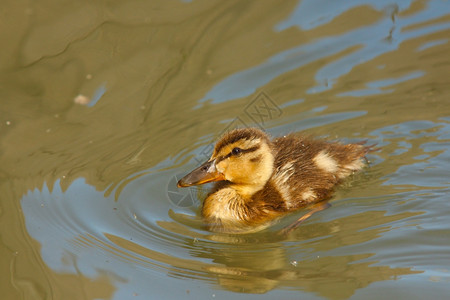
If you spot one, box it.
[1,0,450,299]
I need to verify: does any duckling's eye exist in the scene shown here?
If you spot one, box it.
[231,147,242,156]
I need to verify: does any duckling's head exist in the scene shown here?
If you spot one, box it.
[178,128,275,197]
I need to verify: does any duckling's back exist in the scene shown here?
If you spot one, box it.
[270,134,370,210]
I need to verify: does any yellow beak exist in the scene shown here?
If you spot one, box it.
[177,160,225,187]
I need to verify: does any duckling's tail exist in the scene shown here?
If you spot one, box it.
[355,140,381,155]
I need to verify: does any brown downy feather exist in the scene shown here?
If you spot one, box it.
[179,128,376,233]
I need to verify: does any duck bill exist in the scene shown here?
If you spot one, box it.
[177,160,225,187]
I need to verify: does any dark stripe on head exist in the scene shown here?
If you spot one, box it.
[214,128,270,155]
[216,145,261,163]
[250,155,262,163]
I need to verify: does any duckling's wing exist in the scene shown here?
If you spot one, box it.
[271,136,369,209]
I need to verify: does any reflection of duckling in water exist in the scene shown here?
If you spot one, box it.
[178,128,375,233]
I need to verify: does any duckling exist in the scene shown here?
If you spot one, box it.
[178,128,374,233]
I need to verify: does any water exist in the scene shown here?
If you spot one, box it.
[1,0,450,299]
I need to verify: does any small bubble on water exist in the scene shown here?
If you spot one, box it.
[74,94,90,105]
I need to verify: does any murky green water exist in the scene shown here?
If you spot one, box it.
[1,0,450,299]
